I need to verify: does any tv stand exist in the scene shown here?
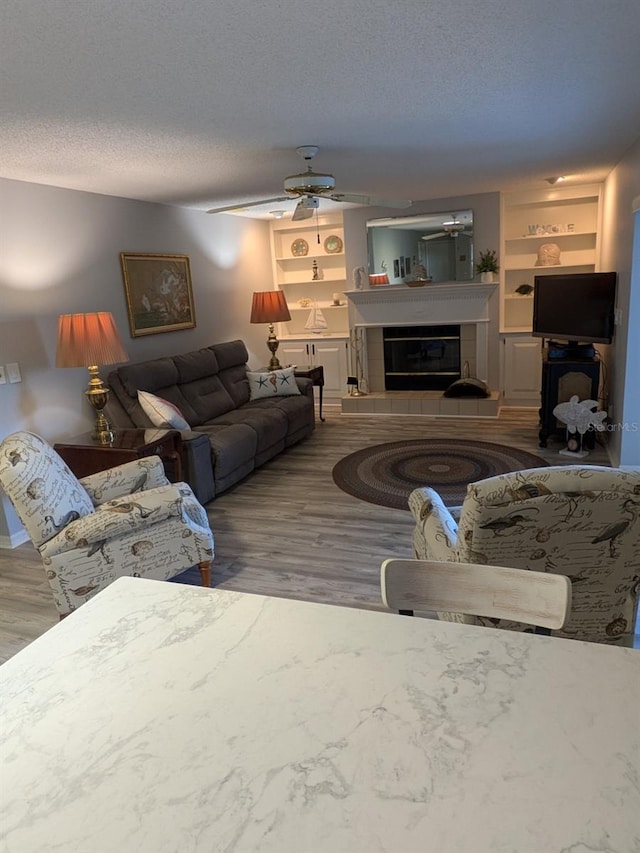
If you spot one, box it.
[538,348,600,448]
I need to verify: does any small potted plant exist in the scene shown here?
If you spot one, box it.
[475,249,499,283]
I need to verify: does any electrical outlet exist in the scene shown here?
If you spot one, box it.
[6,362,22,383]
[0,366,6,385]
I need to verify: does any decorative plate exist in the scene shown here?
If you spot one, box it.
[324,234,343,254]
[291,238,309,257]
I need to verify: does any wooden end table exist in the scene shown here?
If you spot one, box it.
[293,365,325,421]
[55,429,182,481]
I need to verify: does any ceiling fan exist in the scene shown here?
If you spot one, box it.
[207,146,412,220]
[421,214,472,241]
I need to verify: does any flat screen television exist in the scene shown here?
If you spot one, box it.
[532,272,617,344]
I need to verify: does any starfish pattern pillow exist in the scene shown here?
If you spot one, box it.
[247,366,301,400]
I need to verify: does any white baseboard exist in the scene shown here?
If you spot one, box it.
[0,529,29,550]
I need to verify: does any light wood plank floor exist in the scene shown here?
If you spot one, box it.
[0,408,613,663]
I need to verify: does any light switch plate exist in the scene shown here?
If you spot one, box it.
[7,362,22,383]
[0,366,6,385]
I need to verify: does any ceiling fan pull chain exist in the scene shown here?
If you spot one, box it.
[316,207,320,243]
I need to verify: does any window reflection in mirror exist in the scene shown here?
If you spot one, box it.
[367,210,474,284]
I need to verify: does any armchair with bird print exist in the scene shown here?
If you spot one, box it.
[409,465,640,645]
[0,431,214,617]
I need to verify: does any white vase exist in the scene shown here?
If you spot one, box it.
[480,271,496,283]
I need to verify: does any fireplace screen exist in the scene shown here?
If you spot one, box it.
[383,325,461,391]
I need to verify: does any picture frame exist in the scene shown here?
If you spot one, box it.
[120,253,196,337]
[393,259,400,278]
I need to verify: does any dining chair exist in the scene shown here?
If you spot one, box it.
[380,558,572,633]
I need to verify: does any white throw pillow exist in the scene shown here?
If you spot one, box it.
[138,390,189,429]
[247,366,301,400]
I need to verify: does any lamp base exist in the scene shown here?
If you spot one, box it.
[349,387,368,397]
[85,368,114,445]
[266,324,282,371]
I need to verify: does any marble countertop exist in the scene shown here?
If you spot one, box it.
[1,577,638,852]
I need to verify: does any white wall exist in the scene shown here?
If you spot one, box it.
[600,138,640,466]
[0,178,272,541]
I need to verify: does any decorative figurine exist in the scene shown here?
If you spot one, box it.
[312,259,319,280]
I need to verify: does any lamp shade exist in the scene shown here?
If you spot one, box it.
[250,291,291,324]
[56,312,129,368]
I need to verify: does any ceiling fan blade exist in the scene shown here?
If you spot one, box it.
[329,193,412,209]
[207,196,290,214]
[422,231,448,241]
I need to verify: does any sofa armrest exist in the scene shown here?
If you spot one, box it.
[295,376,314,399]
[408,487,459,561]
[40,483,187,557]
[79,457,170,505]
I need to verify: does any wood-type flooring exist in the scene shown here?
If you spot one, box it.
[0,408,613,663]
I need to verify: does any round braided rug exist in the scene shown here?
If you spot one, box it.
[332,439,548,510]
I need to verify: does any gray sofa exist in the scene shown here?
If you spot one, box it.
[105,340,315,504]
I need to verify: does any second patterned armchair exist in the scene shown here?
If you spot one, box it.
[0,431,214,617]
[409,465,640,645]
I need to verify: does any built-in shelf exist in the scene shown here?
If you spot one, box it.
[270,213,348,338]
[499,183,603,406]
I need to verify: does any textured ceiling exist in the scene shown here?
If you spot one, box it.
[2,0,640,217]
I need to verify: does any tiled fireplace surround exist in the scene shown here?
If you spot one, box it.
[342,283,499,416]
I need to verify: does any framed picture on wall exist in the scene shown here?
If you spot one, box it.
[120,253,196,337]
[393,259,400,278]
[399,257,405,278]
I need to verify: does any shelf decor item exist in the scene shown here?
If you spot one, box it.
[536,242,562,266]
[290,238,309,257]
[515,283,534,295]
[475,249,499,283]
[250,290,291,370]
[304,301,328,334]
[324,234,343,254]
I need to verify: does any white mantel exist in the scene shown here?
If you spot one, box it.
[346,282,497,382]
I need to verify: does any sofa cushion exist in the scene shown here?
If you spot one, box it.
[247,367,301,400]
[179,375,237,425]
[250,396,315,443]
[111,359,198,427]
[211,406,288,456]
[214,340,251,407]
[212,340,249,370]
[119,357,179,396]
[138,390,190,429]
[173,347,220,383]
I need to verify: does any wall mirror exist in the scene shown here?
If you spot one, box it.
[366,209,474,284]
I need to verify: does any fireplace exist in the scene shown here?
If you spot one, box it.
[383,325,461,390]
[345,283,497,393]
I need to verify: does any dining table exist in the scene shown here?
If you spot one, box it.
[0,576,638,852]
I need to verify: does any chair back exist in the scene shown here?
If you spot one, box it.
[0,431,94,547]
[454,465,640,642]
[381,559,572,631]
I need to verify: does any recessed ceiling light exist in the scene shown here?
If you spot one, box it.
[270,210,285,219]
[546,176,566,185]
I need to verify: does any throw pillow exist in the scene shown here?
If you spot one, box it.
[247,366,301,400]
[138,390,190,429]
